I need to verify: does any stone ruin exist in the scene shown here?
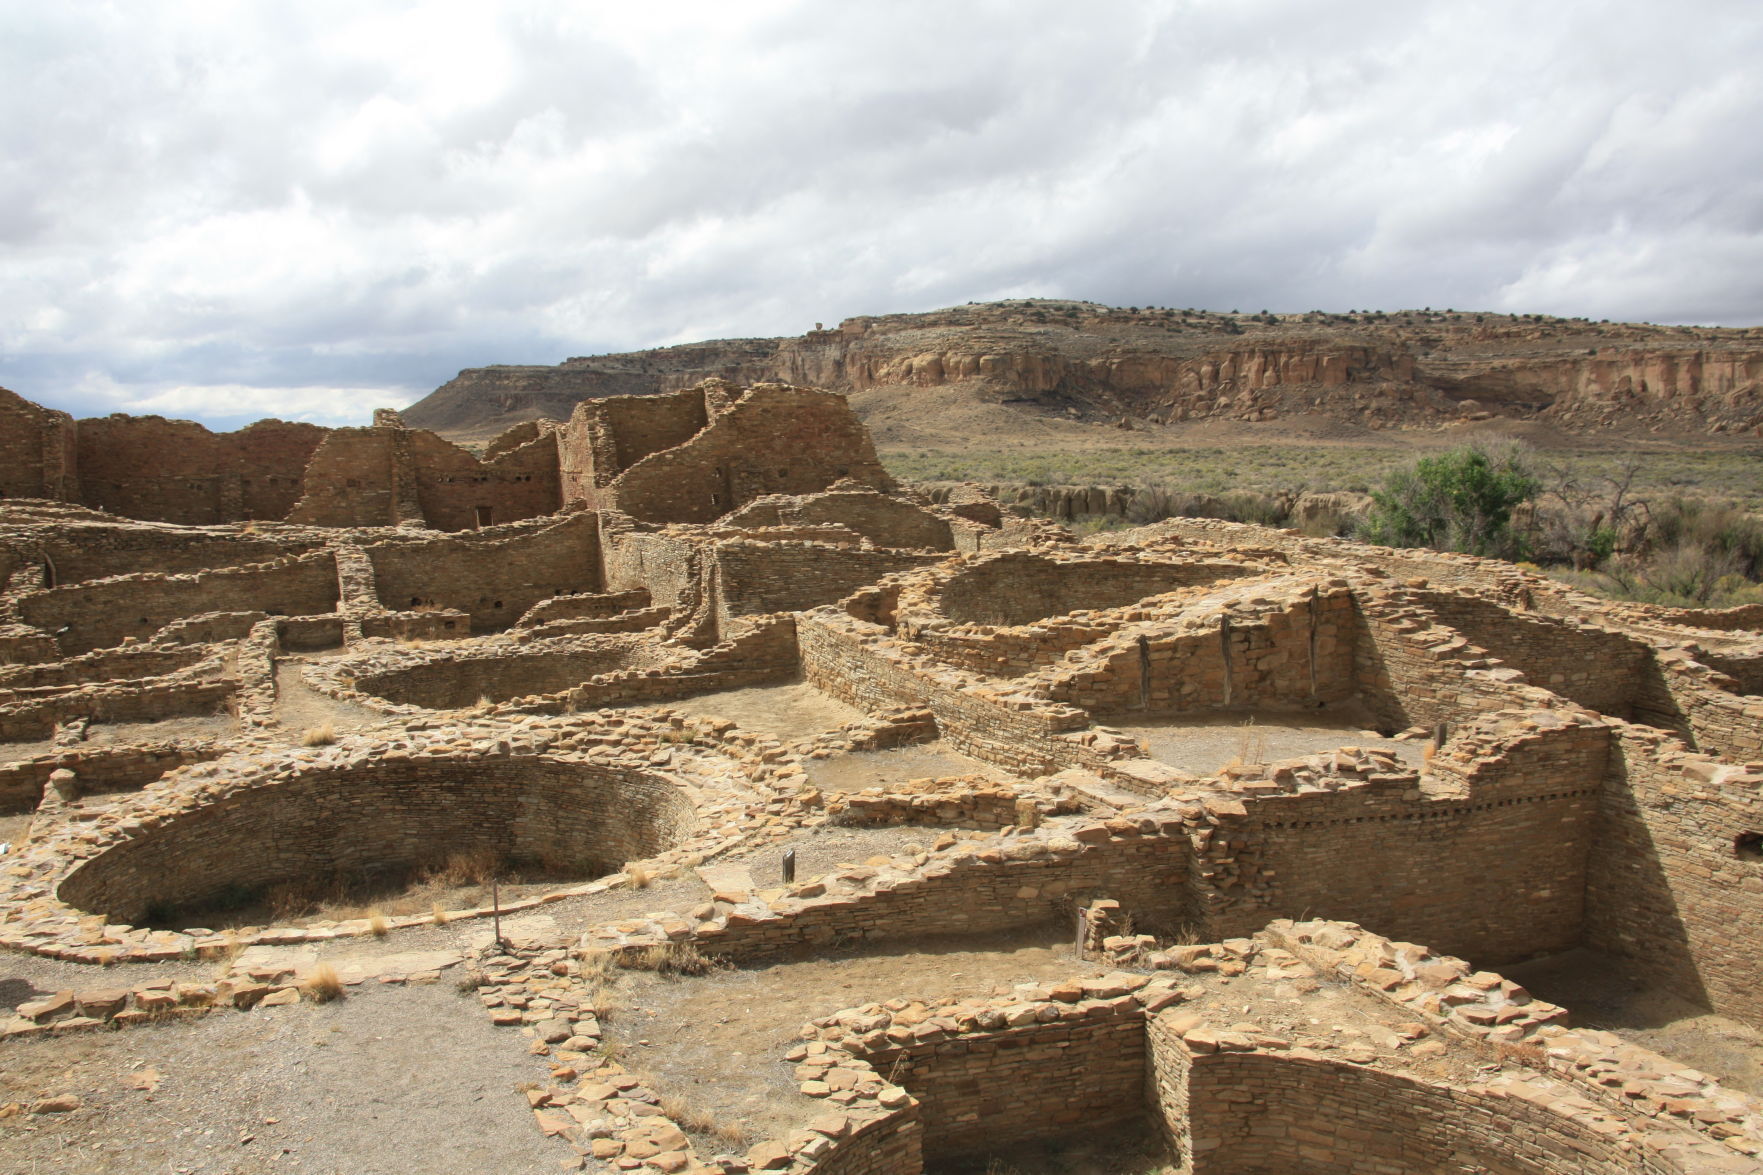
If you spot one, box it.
[2,379,1762,1173]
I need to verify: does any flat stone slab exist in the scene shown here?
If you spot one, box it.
[696,863,756,901]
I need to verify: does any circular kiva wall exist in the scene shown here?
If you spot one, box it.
[56,757,697,925]
[937,556,1252,628]
[351,645,665,709]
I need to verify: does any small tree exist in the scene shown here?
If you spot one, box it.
[1361,446,1539,559]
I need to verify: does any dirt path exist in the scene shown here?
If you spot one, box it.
[668,682,861,743]
[804,742,1014,793]
[1114,708,1423,774]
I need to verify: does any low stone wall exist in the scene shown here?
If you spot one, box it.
[348,636,674,710]
[56,755,701,924]
[0,739,225,813]
[16,551,341,655]
[0,671,236,743]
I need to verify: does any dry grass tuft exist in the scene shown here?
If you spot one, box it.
[301,723,336,747]
[619,941,712,978]
[454,967,486,994]
[624,863,653,889]
[301,963,345,1003]
[366,910,389,938]
[429,902,450,925]
[659,1094,749,1146]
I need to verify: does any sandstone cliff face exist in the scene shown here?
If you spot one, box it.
[402,300,1763,440]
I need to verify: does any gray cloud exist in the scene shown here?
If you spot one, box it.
[1,0,1759,428]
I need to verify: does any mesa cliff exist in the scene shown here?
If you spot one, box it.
[404,300,1763,444]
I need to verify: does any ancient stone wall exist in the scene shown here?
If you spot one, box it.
[861,1014,1146,1158]
[713,541,945,623]
[560,387,712,509]
[365,514,599,633]
[1039,588,1357,717]
[56,758,698,923]
[1584,726,1763,1024]
[935,552,1251,627]
[601,385,893,524]
[1168,1049,1659,1174]
[0,388,75,501]
[74,416,327,525]
[404,428,562,531]
[1414,589,1654,718]
[1200,716,1609,963]
[18,553,340,655]
[723,489,957,551]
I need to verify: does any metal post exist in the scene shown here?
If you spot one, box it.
[781,848,797,885]
[492,875,503,950]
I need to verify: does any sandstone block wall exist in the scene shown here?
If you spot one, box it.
[0,388,76,502]
[1585,726,1763,1023]
[365,514,600,633]
[1168,1049,1655,1174]
[56,758,698,923]
[1201,717,1609,964]
[18,553,341,655]
[75,416,326,525]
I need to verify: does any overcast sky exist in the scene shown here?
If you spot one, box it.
[3,1,1761,430]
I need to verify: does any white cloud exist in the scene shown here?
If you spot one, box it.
[1,0,1760,427]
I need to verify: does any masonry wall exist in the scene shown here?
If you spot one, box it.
[607,387,893,524]
[859,1016,1146,1158]
[1043,590,1357,717]
[33,528,319,585]
[1200,721,1608,964]
[366,515,600,633]
[1414,590,1653,718]
[689,831,1196,961]
[714,542,945,622]
[1350,592,1540,731]
[284,428,405,526]
[1171,1050,1659,1174]
[936,554,1253,627]
[75,416,325,525]
[56,758,698,923]
[405,429,562,531]
[1584,727,1763,1025]
[560,388,712,509]
[0,742,225,814]
[799,612,1100,777]
[0,388,75,501]
[724,491,956,551]
[353,641,668,710]
[19,553,341,655]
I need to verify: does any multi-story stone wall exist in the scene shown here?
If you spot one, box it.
[588,384,895,524]
[74,415,326,525]
[559,383,713,509]
[0,387,75,501]
[1585,726,1763,1024]
[713,541,945,624]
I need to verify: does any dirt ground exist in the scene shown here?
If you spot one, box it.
[1114,708,1424,775]
[1503,949,1763,1096]
[925,1119,1174,1175]
[600,926,1090,1146]
[272,656,386,742]
[0,980,561,1175]
[668,681,862,743]
[804,742,1014,793]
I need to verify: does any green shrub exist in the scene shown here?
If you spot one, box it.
[1360,446,1539,558]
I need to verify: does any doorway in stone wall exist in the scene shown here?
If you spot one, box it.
[474,505,493,528]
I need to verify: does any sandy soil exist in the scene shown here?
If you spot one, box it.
[804,742,1014,793]
[601,926,1088,1146]
[668,681,862,744]
[0,981,561,1175]
[1114,708,1424,775]
[272,657,386,742]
